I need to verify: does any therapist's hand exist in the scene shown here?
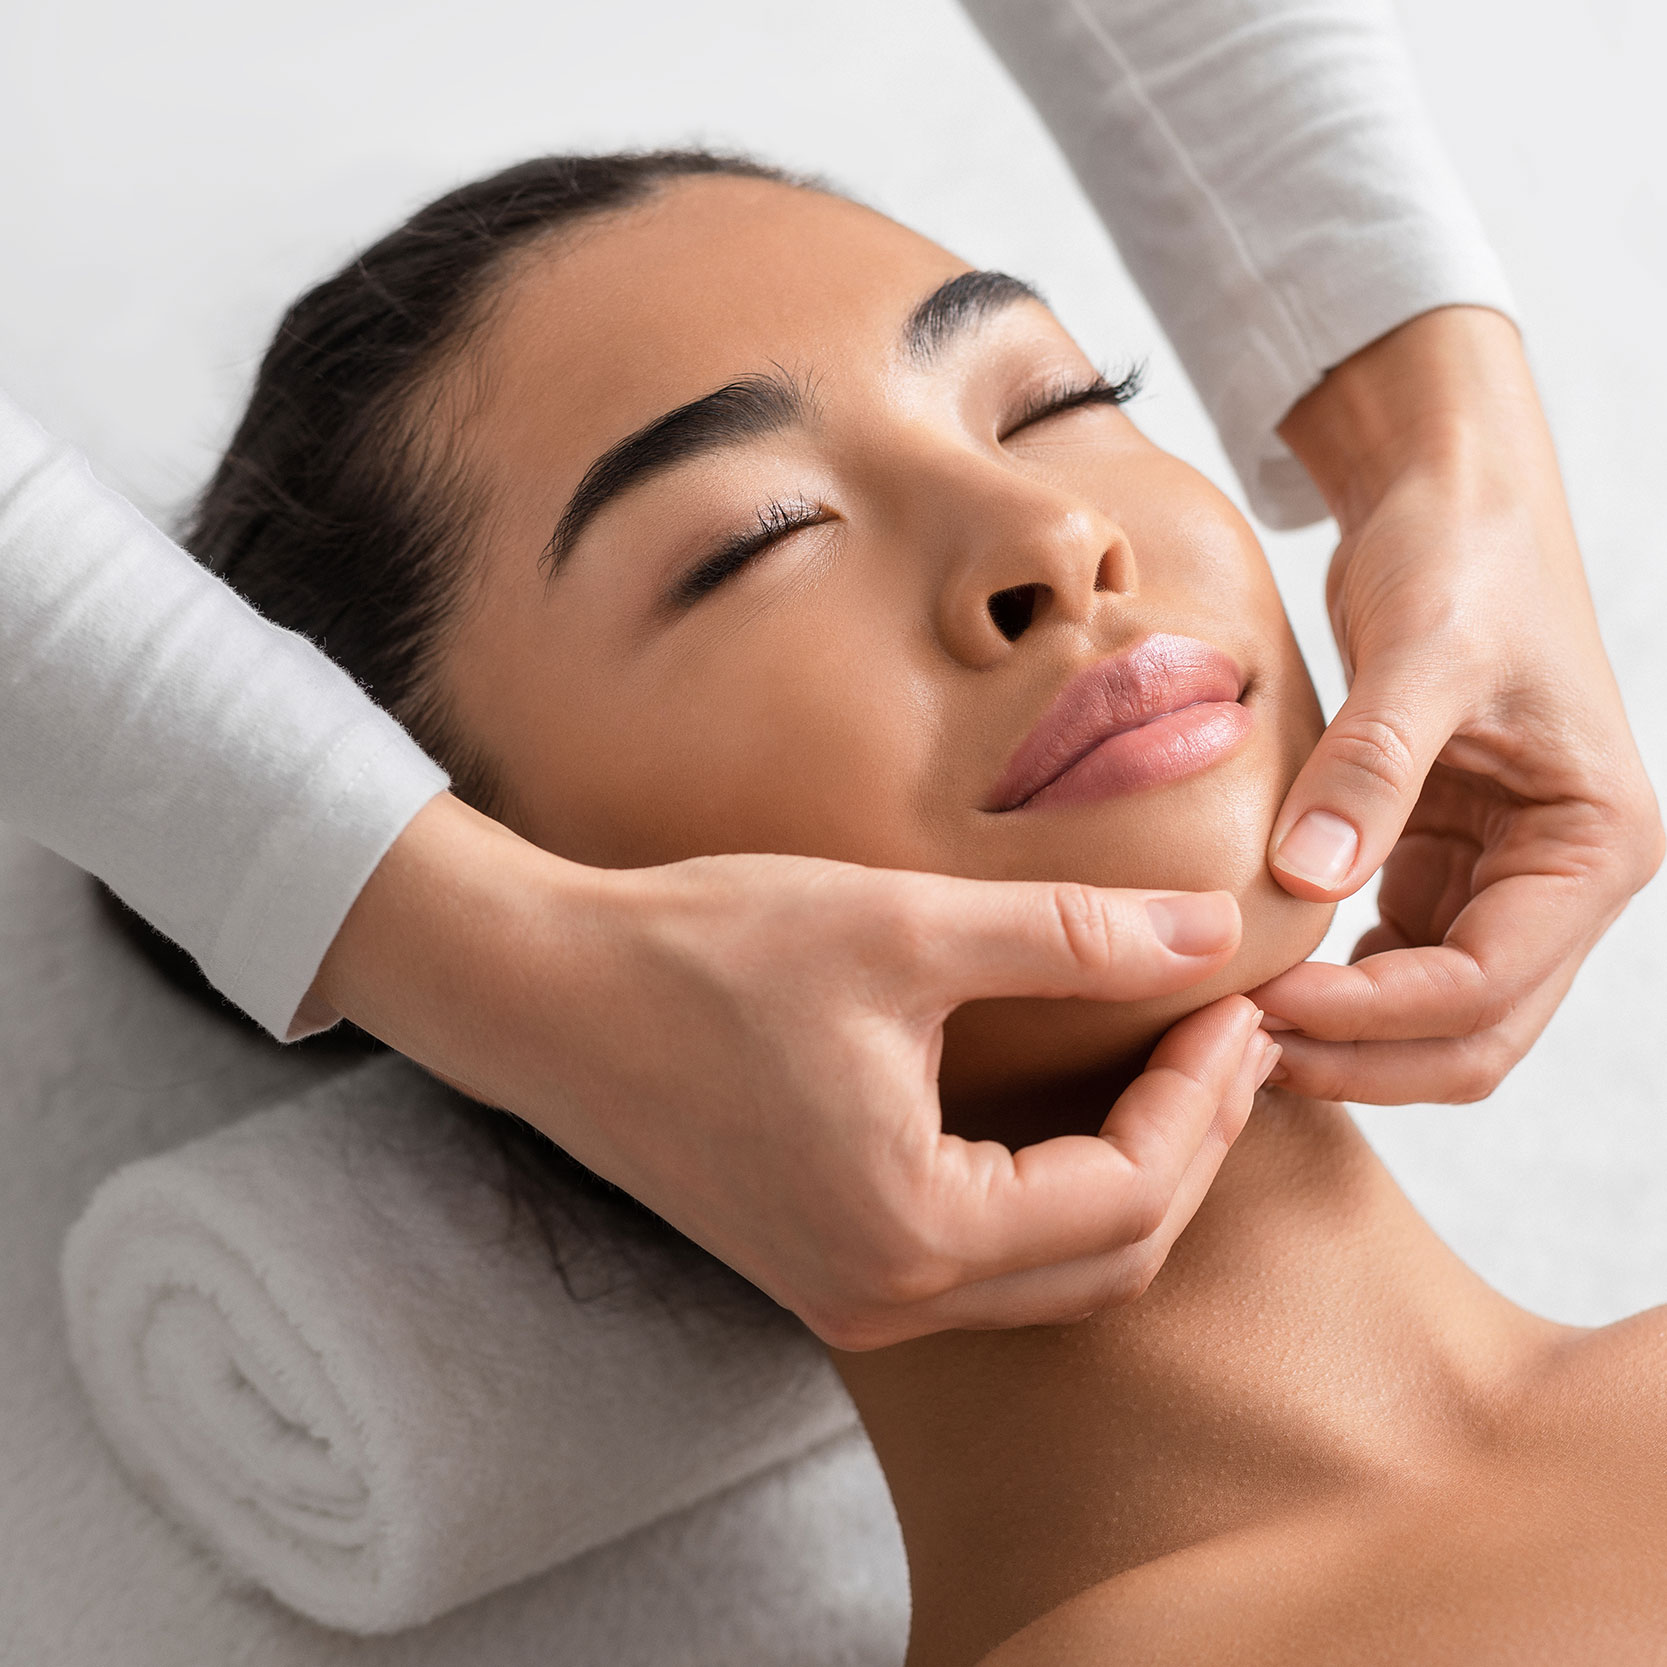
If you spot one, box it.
[1253,306,1663,1103]
[315,795,1275,1348]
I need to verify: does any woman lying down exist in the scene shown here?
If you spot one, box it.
[180,151,1667,1664]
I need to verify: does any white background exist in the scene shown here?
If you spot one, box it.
[3,0,1664,1326]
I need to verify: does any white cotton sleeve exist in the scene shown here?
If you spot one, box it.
[0,390,449,1040]
[960,0,1517,528]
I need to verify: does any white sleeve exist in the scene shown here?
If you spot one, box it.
[959,0,1516,528]
[0,389,449,1040]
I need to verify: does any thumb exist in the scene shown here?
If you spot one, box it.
[881,870,1241,1010]
[1269,662,1459,901]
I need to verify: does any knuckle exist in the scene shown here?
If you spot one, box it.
[1450,1070,1495,1106]
[1099,1246,1164,1307]
[867,1260,947,1311]
[1325,713,1420,801]
[1400,950,1500,1037]
[805,1305,895,1353]
[1447,1035,1517,1103]
[1095,1268,1143,1308]
[796,1302,851,1348]
[1282,1050,1348,1103]
[869,893,940,974]
[1306,1066,1349,1103]
[851,1222,956,1312]
[1561,783,1663,895]
[1481,992,1521,1036]
[1222,1090,1257,1143]
[1460,979,1515,1037]
[1120,1181,1170,1248]
[1050,883,1120,973]
[1633,802,1667,887]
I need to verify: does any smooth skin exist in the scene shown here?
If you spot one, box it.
[937,1089,1667,1667]
[315,203,1661,1348]
[324,176,1667,1664]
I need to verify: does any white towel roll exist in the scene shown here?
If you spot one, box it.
[60,1055,859,1634]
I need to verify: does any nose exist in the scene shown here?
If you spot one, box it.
[935,472,1136,667]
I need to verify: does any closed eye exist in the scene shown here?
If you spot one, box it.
[1001,364,1144,440]
[667,497,833,608]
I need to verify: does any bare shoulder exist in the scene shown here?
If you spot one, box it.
[1539,1303,1667,1422]
[981,1507,1667,1666]
[977,1333,1667,1667]
[973,1503,1355,1667]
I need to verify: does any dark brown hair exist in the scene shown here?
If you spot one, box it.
[105,152,817,1292]
[187,148,804,814]
[113,149,812,1026]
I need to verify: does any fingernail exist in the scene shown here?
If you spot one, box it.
[1273,810,1358,889]
[1259,1014,1298,1033]
[1256,1043,1284,1089]
[1146,892,1238,956]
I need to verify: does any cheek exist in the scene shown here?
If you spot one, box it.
[519,604,945,870]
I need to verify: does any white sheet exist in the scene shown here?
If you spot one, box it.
[62,1055,860,1633]
[0,831,908,1666]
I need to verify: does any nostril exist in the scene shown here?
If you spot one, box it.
[987,583,1043,642]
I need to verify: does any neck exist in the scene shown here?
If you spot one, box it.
[833,1091,1563,1667]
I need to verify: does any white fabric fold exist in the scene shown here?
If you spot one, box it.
[0,388,449,1039]
[961,0,1517,527]
[61,1056,858,1634]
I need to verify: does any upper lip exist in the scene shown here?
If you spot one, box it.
[985,633,1246,811]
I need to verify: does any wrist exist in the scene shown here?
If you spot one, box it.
[1277,306,1543,531]
[311,792,602,1066]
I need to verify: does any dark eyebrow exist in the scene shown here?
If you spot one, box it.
[542,370,809,576]
[904,269,1046,361]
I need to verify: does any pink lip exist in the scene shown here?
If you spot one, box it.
[986,634,1252,812]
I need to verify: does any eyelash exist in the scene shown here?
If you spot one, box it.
[667,363,1145,608]
[1001,363,1145,438]
[669,497,832,607]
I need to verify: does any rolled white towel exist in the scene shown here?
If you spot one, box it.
[61,1055,859,1633]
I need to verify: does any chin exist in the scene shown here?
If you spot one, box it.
[938,864,1333,1144]
[935,665,1333,1140]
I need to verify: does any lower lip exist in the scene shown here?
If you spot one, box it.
[1019,700,1253,811]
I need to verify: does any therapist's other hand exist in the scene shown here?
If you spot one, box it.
[1253,306,1663,1104]
[316,796,1272,1348]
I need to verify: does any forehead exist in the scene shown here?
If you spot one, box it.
[461,176,973,468]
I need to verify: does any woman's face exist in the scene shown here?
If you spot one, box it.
[440,175,1331,1115]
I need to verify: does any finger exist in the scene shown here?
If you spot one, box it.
[1266,1010,1541,1105]
[1250,866,1598,1043]
[922,996,1263,1285]
[881,869,1241,1012]
[1095,1024,1272,1268]
[1096,997,1265,1189]
[1266,959,1575,1104]
[1267,657,1463,902]
[871,1032,1278,1334]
